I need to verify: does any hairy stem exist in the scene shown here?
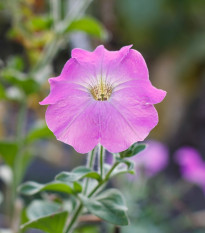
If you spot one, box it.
[83,148,96,195]
[64,203,83,233]
[99,145,105,178]
[64,159,120,233]
[88,161,120,198]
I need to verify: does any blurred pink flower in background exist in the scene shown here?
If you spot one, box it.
[132,140,169,177]
[40,45,166,154]
[175,147,205,192]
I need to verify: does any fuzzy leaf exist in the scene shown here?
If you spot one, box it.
[120,143,146,158]
[18,181,73,195]
[73,181,82,193]
[111,158,135,177]
[21,211,68,233]
[115,158,135,170]
[27,200,63,220]
[81,189,129,226]
[56,166,102,183]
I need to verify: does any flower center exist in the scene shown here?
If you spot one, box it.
[90,82,113,101]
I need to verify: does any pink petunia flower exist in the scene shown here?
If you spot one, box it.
[40,45,166,154]
[131,140,169,177]
[175,147,205,192]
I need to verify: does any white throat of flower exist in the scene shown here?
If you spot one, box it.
[89,77,113,101]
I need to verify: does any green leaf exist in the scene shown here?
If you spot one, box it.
[0,141,18,167]
[110,158,135,177]
[21,211,68,233]
[120,143,146,158]
[116,158,135,171]
[56,166,102,183]
[81,189,129,226]
[18,181,74,195]
[29,16,53,31]
[2,69,39,95]
[0,83,6,99]
[20,208,30,225]
[27,200,62,220]
[112,167,135,177]
[65,16,107,39]
[26,123,54,143]
[73,182,82,193]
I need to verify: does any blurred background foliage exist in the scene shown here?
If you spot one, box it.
[0,0,205,232]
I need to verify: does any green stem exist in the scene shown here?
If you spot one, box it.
[12,100,27,195]
[65,148,96,233]
[64,203,83,233]
[16,99,27,179]
[87,147,96,169]
[64,160,120,233]
[31,38,60,73]
[51,0,60,30]
[83,148,96,195]
[9,100,27,221]
[99,145,105,178]
[88,162,120,198]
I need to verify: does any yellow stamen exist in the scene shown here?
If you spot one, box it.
[90,81,113,101]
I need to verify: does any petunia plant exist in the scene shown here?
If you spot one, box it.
[18,45,166,233]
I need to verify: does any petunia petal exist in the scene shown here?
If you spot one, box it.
[72,45,132,78]
[39,57,98,106]
[40,81,89,105]
[98,101,158,153]
[59,58,96,86]
[108,49,149,85]
[45,98,100,153]
[113,79,166,104]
